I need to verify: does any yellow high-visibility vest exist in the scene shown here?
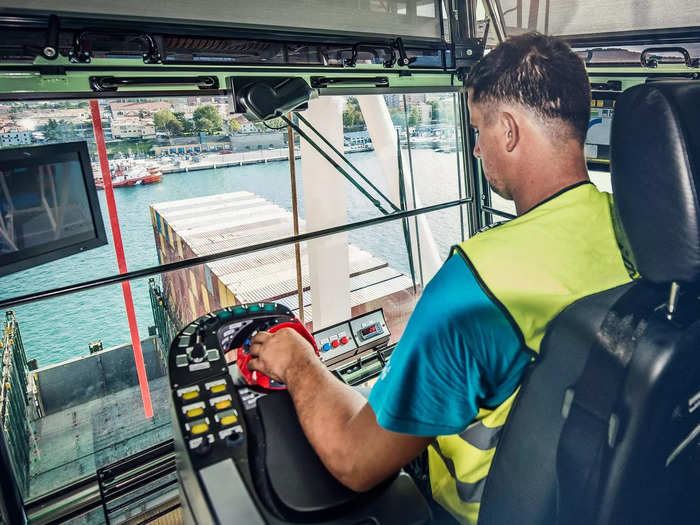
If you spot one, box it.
[428,183,632,524]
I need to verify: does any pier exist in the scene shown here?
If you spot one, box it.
[158,148,302,174]
[156,144,374,175]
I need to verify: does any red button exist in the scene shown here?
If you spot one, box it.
[331,340,340,348]
[340,336,349,345]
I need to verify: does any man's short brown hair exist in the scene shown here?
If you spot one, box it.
[465,32,591,144]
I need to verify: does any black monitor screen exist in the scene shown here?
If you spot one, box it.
[0,142,107,277]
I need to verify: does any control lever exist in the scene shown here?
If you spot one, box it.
[236,319,319,390]
[189,328,208,363]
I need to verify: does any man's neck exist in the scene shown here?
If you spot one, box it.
[511,150,590,215]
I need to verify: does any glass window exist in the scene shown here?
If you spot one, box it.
[0,89,469,509]
[0,96,296,362]
[3,278,173,501]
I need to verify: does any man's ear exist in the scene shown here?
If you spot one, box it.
[500,111,519,152]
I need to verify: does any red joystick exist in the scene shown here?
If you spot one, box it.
[236,319,319,390]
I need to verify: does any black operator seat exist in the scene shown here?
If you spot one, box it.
[477,80,700,525]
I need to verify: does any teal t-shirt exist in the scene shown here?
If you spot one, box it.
[368,254,530,436]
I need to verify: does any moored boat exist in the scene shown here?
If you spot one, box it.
[94,165,162,189]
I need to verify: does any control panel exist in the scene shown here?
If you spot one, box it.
[313,308,390,366]
[169,305,290,464]
[167,302,429,525]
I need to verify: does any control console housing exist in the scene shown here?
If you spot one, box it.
[167,302,430,525]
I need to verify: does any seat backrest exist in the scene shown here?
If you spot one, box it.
[478,81,700,525]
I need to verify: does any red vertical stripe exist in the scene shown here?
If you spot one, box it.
[90,100,153,419]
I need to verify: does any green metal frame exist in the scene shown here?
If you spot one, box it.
[0,56,457,99]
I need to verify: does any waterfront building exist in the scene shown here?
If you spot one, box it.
[0,126,31,146]
[111,118,157,139]
[12,107,91,127]
[414,102,433,125]
[344,130,373,150]
[152,140,231,155]
[383,93,402,108]
[109,100,173,117]
[404,93,428,105]
[232,114,259,133]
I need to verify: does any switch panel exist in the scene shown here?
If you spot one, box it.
[313,309,390,366]
[313,322,357,363]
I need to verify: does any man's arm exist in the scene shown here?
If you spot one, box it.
[248,328,432,492]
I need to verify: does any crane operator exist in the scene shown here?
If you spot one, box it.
[247,32,633,524]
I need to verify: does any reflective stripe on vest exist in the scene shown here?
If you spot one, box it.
[429,183,633,525]
[458,419,502,450]
[431,439,487,503]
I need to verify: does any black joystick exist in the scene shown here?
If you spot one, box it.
[189,328,208,363]
[190,342,206,363]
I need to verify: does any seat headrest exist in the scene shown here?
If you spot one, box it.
[611,81,700,284]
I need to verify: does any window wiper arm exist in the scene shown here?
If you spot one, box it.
[283,114,401,216]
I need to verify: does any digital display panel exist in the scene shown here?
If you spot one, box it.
[585,98,615,166]
[361,325,377,336]
[0,142,106,276]
[360,323,383,340]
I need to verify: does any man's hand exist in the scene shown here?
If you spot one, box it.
[246,326,432,493]
[248,327,320,385]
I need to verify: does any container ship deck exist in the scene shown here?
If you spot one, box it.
[149,191,419,342]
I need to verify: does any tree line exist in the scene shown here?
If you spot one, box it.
[344,97,454,131]
[153,105,287,137]
[152,99,455,139]
[153,105,223,136]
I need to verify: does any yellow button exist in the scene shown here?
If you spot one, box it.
[186,407,204,418]
[215,400,232,410]
[182,391,199,401]
[191,423,208,435]
[210,384,226,394]
[220,415,238,426]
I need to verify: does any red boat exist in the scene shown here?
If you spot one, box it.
[95,166,162,189]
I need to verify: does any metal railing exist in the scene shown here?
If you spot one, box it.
[97,439,178,525]
[26,440,178,525]
[0,311,31,493]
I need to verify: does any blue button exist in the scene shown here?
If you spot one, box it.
[322,343,331,352]
[263,304,275,311]
[248,305,260,313]
[217,310,232,320]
